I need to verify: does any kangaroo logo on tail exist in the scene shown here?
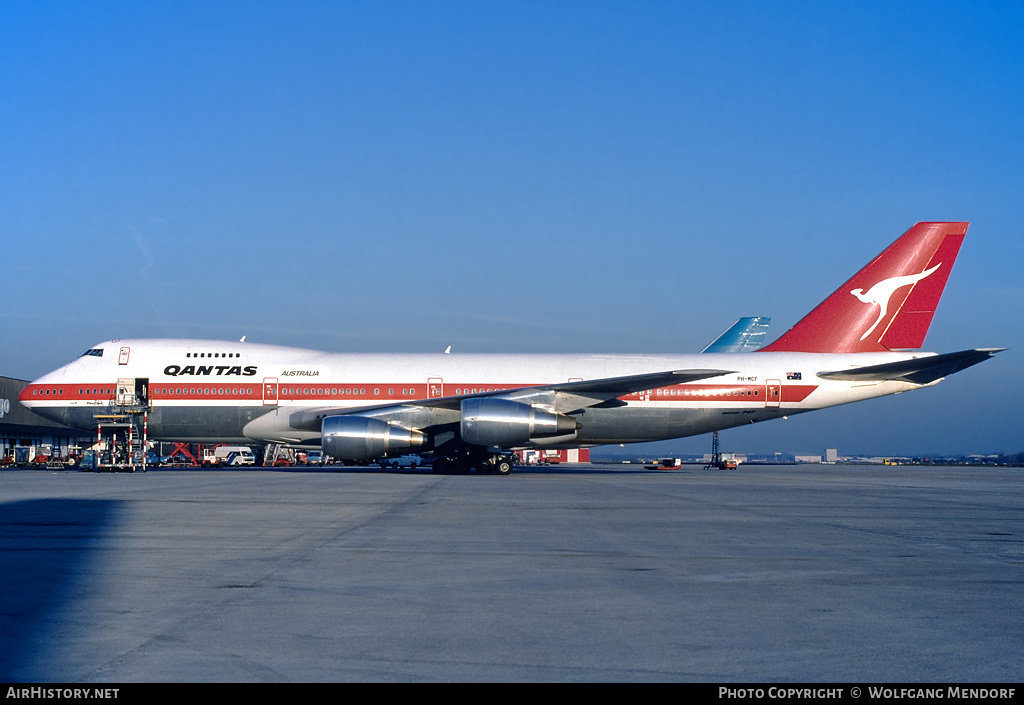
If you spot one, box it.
[850,263,941,341]
[759,222,967,354]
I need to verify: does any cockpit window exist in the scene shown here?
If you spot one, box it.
[80,349,104,358]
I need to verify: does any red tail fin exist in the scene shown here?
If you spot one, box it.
[760,222,968,353]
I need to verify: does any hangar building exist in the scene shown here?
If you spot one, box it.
[0,376,92,462]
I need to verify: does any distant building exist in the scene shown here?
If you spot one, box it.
[795,455,823,463]
[826,448,839,463]
[518,448,590,464]
[0,376,93,460]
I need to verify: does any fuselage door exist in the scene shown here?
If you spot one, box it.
[118,347,130,365]
[766,380,781,408]
[263,378,279,406]
[117,378,135,406]
[428,378,444,398]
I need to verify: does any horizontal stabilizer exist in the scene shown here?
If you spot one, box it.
[818,348,1004,385]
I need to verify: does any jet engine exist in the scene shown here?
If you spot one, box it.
[460,398,578,447]
[322,415,426,460]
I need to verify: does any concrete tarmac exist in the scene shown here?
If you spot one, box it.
[1,463,1021,682]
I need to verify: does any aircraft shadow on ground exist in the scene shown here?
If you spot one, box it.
[0,498,122,682]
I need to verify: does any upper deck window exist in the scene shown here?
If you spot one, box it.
[80,349,104,358]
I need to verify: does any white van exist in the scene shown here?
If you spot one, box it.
[202,446,256,467]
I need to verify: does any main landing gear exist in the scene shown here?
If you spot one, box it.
[432,451,516,475]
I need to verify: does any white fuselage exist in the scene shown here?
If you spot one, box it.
[21,338,933,447]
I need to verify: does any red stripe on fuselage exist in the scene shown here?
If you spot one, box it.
[21,382,819,404]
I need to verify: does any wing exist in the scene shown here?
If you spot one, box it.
[245,368,733,442]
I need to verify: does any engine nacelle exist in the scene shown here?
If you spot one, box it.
[460,398,578,448]
[322,415,426,460]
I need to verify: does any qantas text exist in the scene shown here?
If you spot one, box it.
[163,365,257,377]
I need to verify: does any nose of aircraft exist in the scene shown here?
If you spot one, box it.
[18,363,75,424]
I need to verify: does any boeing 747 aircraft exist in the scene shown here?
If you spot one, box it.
[21,222,1000,474]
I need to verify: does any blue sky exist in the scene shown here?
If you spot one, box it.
[2,1,1022,456]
